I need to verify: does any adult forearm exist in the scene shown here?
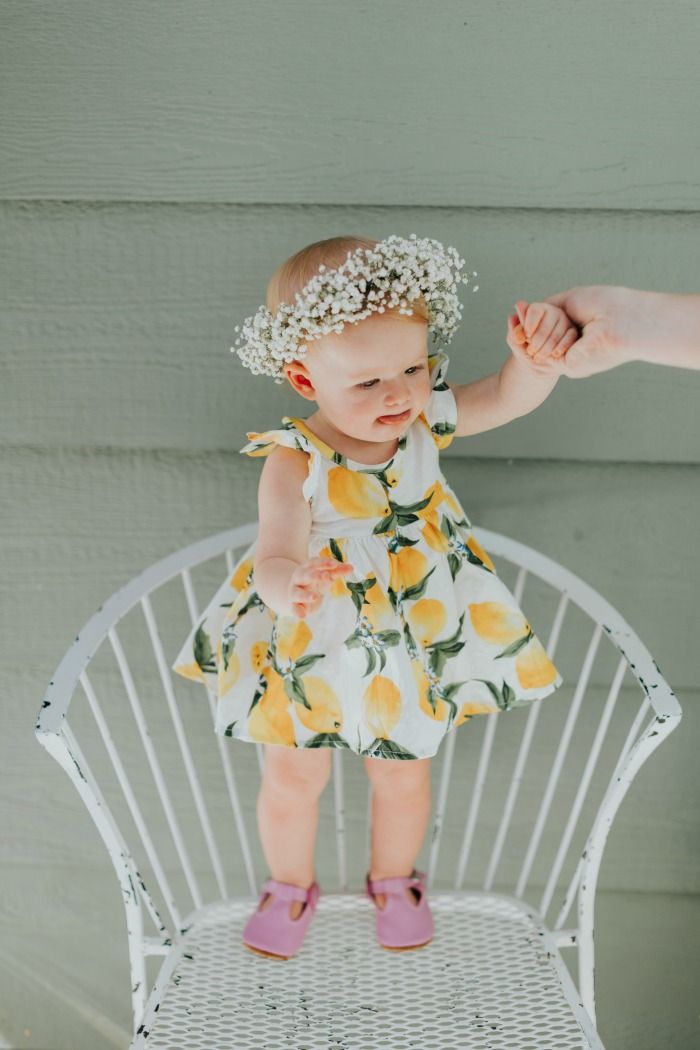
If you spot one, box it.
[497,353,559,419]
[630,291,700,369]
[253,555,301,617]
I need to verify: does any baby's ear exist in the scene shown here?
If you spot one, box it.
[283,361,317,400]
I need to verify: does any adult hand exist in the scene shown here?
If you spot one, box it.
[539,285,700,377]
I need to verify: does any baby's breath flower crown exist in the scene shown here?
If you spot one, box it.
[230,233,479,382]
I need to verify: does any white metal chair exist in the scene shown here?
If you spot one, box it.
[35,523,681,1049]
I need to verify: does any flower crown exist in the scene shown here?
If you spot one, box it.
[230,233,479,382]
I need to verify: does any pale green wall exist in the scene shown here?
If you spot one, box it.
[2,3,699,1049]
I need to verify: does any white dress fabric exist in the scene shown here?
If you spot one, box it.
[171,351,564,760]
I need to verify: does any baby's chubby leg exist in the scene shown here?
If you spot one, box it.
[364,755,432,909]
[256,744,332,919]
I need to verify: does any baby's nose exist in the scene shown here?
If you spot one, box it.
[384,381,409,406]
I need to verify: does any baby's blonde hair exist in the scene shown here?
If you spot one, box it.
[266,235,431,327]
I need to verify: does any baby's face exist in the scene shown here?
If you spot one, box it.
[287,315,432,446]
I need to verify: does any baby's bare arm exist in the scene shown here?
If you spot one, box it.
[253,447,313,616]
[451,372,518,437]
[450,302,574,438]
[253,447,352,618]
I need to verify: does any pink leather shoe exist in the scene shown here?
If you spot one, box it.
[365,868,434,951]
[242,878,321,959]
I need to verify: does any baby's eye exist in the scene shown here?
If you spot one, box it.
[361,365,421,390]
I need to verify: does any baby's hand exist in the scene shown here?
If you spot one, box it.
[507,300,579,371]
[288,556,354,618]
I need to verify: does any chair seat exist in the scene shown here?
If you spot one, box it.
[132,891,602,1049]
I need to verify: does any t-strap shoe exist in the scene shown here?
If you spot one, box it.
[365,868,434,950]
[242,878,321,959]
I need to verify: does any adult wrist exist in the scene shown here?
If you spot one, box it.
[620,288,699,368]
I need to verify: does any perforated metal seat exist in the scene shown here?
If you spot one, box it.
[132,893,600,1049]
[36,523,681,1049]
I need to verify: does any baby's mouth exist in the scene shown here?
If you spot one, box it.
[377,408,411,425]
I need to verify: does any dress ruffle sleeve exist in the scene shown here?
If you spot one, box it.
[421,350,458,450]
[239,420,320,503]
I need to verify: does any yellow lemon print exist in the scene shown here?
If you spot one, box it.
[388,547,429,592]
[433,431,453,451]
[469,602,530,646]
[328,466,391,519]
[415,482,450,552]
[275,617,312,664]
[243,430,277,456]
[173,661,205,684]
[248,667,296,747]
[442,485,465,519]
[515,637,559,690]
[385,466,401,488]
[230,556,254,593]
[250,640,269,672]
[416,481,443,518]
[295,676,343,734]
[363,576,395,630]
[411,659,448,722]
[466,534,496,573]
[422,515,450,553]
[453,700,498,726]
[363,675,402,739]
[407,598,447,648]
[319,542,349,597]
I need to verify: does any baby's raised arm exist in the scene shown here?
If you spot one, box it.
[254,446,352,618]
[449,302,576,439]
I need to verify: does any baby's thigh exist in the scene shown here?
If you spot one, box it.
[363,754,431,791]
[262,743,332,796]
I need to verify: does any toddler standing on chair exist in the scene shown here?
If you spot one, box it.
[171,234,575,958]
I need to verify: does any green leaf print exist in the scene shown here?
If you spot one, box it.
[441,515,454,538]
[247,677,266,714]
[373,509,398,534]
[493,629,533,659]
[293,653,326,673]
[346,577,377,615]
[193,623,216,674]
[442,681,467,702]
[283,674,313,711]
[401,565,436,602]
[426,613,466,676]
[343,618,401,677]
[403,620,419,659]
[447,553,461,581]
[329,537,345,562]
[431,420,456,438]
[224,591,266,623]
[304,733,352,750]
[360,738,419,760]
[343,634,364,650]
[363,648,378,676]
[372,495,433,536]
[393,534,419,550]
[472,678,517,712]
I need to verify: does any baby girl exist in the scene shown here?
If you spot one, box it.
[172,234,576,959]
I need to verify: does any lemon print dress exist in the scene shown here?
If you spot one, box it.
[172,351,564,760]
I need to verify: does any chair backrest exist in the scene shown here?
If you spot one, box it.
[36,523,681,1026]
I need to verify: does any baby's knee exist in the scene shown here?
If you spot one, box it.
[262,743,332,798]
